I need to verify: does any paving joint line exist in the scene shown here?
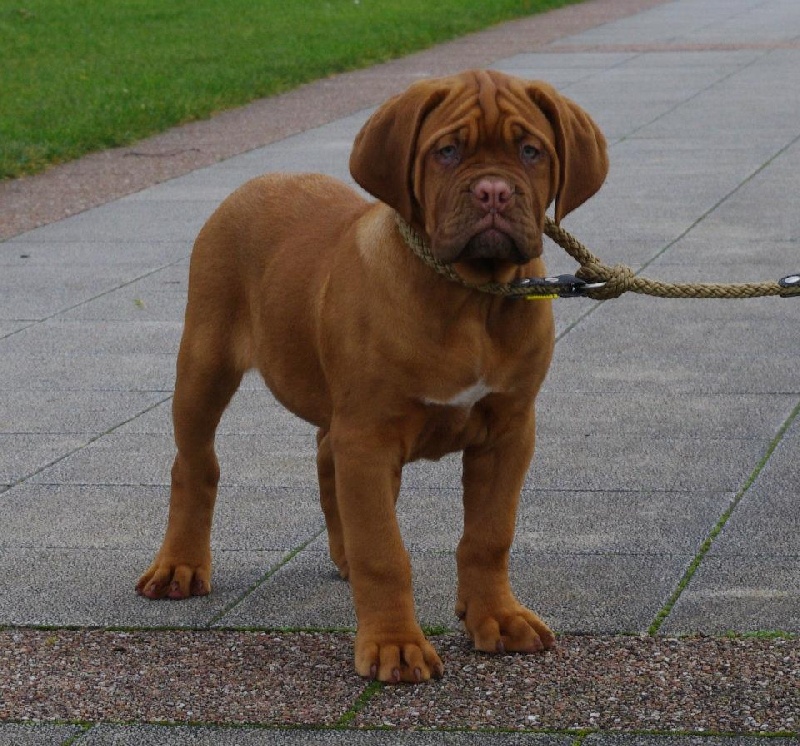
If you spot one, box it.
[0,394,173,493]
[632,128,800,278]
[613,41,769,145]
[206,526,328,627]
[648,396,800,634]
[0,254,190,341]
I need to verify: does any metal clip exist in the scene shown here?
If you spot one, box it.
[512,274,606,299]
[779,274,800,297]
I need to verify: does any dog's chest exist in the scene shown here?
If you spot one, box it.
[409,379,496,461]
[421,379,493,408]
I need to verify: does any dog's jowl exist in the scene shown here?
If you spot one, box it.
[137,69,608,683]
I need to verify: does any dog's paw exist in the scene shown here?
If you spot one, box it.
[355,629,444,683]
[136,560,211,600]
[457,597,555,654]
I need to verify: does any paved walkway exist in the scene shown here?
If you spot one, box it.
[1,0,799,743]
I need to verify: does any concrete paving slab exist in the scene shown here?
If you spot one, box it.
[660,556,800,634]
[0,238,189,267]
[0,433,87,484]
[72,727,571,746]
[0,547,283,627]
[0,349,177,392]
[550,0,791,47]
[57,262,189,322]
[27,432,319,489]
[536,392,797,441]
[543,57,765,142]
[0,724,84,746]
[2,320,183,356]
[214,544,365,630]
[545,293,800,395]
[24,433,174,485]
[682,2,800,45]
[510,551,689,633]
[660,407,800,634]
[707,416,800,556]
[0,262,180,321]
[619,49,764,69]
[218,540,686,634]
[531,434,764,492]
[400,431,769,493]
[0,320,32,337]
[539,132,791,272]
[0,484,324,552]
[206,114,369,182]
[0,390,167,435]
[498,51,638,71]
[585,737,798,746]
[394,487,732,556]
[638,64,800,141]
[13,200,215,245]
[514,489,731,555]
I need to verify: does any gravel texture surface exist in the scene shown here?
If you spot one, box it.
[0,630,361,726]
[1,630,797,733]
[357,635,800,734]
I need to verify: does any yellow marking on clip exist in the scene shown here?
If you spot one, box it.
[525,294,558,301]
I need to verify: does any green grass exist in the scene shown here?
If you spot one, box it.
[1,0,581,180]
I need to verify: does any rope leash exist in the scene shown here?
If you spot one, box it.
[395,212,800,300]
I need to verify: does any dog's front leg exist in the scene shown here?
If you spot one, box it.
[456,405,556,654]
[330,426,444,683]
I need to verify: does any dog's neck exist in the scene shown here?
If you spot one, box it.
[393,212,537,295]
[393,212,468,287]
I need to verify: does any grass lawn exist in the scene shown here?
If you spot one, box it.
[0,0,582,180]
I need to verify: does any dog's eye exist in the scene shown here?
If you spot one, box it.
[520,144,541,164]
[435,144,460,165]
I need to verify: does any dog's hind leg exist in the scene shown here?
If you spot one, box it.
[137,323,245,600]
[317,428,349,580]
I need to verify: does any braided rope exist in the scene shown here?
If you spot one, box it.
[542,218,795,300]
[395,212,799,300]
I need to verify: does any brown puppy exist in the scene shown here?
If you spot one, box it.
[137,69,608,683]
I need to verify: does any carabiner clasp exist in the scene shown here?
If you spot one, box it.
[512,274,606,299]
[779,274,800,297]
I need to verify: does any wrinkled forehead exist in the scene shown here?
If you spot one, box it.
[417,71,556,152]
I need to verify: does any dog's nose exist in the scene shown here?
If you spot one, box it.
[472,177,514,213]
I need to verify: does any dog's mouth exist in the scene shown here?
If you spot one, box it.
[453,216,528,265]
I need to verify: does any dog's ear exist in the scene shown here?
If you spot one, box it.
[527,82,608,224]
[349,81,448,224]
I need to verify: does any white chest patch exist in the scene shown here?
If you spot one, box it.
[423,380,494,408]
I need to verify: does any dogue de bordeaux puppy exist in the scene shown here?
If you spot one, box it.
[137,69,608,683]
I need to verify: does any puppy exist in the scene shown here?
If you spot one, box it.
[137,69,608,682]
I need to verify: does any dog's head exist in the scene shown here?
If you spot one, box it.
[350,69,608,274]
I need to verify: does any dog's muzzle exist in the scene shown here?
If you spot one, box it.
[457,228,528,264]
